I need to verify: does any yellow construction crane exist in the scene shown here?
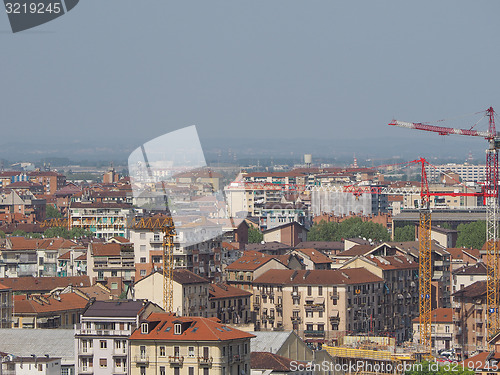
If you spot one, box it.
[132,216,176,313]
[390,108,500,351]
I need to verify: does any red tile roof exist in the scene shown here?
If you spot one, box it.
[14,292,89,314]
[337,245,376,257]
[412,308,453,323]
[129,313,255,341]
[0,283,11,291]
[254,268,383,285]
[209,283,252,300]
[293,248,333,264]
[8,237,79,251]
[0,276,90,292]
[368,255,418,270]
[91,243,122,256]
[251,352,306,371]
[226,255,279,271]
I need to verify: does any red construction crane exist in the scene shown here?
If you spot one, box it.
[390,107,500,346]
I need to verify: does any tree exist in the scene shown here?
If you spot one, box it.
[46,204,62,219]
[394,225,415,241]
[11,230,26,237]
[456,221,486,249]
[27,232,43,238]
[0,230,5,238]
[307,217,390,242]
[248,227,263,243]
[44,227,70,239]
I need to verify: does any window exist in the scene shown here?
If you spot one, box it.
[318,286,323,296]
[160,346,166,357]
[174,323,181,335]
[99,359,107,368]
[141,323,149,334]
[189,367,194,375]
[189,347,195,357]
[140,244,146,251]
[307,285,312,296]
[174,368,180,375]
[140,270,146,276]
[140,366,146,375]
[115,340,121,349]
[140,233,146,240]
[111,270,117,277]
[160,366,166,375]
[100,340,107,349]
[140,257,147,263]
[111,282,118,290]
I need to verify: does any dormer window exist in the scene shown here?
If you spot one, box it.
[174,323,181,335]
[141,323,149,334]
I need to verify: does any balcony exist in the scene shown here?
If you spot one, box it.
[79,366,93,374]
[232,354,242,363]
[304,330,325,337]
[329,292,339,300]
[134,355,149,364]
[198,357,213,366]
[168,356,184,366]
[78,348,93,356]
[304,304,324,312]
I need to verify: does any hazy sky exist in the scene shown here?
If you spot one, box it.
[2,1,500,160]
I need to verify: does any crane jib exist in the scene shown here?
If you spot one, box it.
[389,120,497,138]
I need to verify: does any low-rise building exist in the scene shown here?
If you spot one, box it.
[452,262,487,295]
[1,356,61,375]
[129,312,255,375]
[412,308,454,352]
[13,291,89,329]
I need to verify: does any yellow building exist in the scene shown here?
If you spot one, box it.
[129,313,254,375]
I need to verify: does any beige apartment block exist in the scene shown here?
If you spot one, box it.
[340,254,419,342]
[131,269,210,317]
[253,268,384,345]
[129,313,254,375]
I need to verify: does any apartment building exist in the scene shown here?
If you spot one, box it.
[289,248,333,270]
[75,300,163,375]
[453,281,489,358]
[412,308,454,352]
[132,269,210,317]
[69,202,134,240]
[425,163,486,183]
[0,237,81,278]
[252,268,384,344]
[129,313,255,375]
[340,255,419,342]
[225,254,289,293]
[26,170,66,195]
[130,215,224,282]
[1,356,61,375]
[57,248,87,277]
[0,190,46,222]
[452,262,487,295]
[14,291,89,329]
[0,282,13,328]
[87,242,135,296]
[262,222,308,247]
[208,283,252,325]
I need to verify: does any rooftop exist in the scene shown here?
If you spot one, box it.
[129,313,255,342]
[254,268,383,286]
